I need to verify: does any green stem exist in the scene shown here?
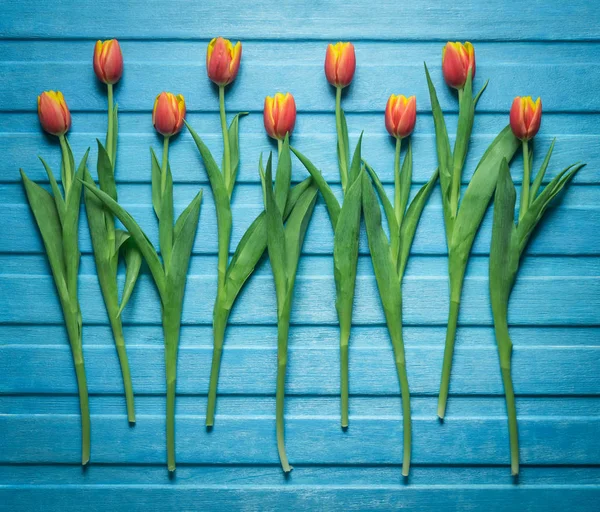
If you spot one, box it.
[502,366,519,476]
[396,359,412,477]
[160,136,170,196]
[58,134,72,194]
[73,356,91,466]
[438,299,460,419]
[450,88,464,217]
[519,139,530,222]
[206,302,229,427]
[335,86,348,192]
[277,138,283,157]
[219,85,231,191]
[394,137,402,226]
[106,83,114,164]
[163,305,181,472]
[276,309,292,473]
[340,326,350,429]
[110,316,136,423]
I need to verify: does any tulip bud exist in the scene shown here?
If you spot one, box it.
[152,92,186,137]
[206,37,242,86]
[37,91,71,137]
[325,42,356,88]
[385,94,416,139]
[93,39,124,85]
[509,96,542,141]
[263,93,297,141]
[442,42,476,89]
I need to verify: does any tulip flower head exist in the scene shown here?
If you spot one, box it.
[93,39,124,85]
[38,90,71,137]
[442,42,476,89]
[385,94,416,139]
[264,93,297,140]
[206,37,242,87]
[152,92,186,137]
[510,96,542,141]
[325,42,356,88]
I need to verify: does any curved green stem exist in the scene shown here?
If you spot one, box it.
[111,317,136,423]
[106,83,114,164]
[438,299,460,419]
[335,86,348,192]
[396,359,412,477]
[519,139,530,222]
[276,311,292,473]
[219,85,231,190]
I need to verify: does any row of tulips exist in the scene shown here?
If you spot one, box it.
[25,36,579,478]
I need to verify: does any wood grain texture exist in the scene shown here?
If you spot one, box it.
[1,0,599,510]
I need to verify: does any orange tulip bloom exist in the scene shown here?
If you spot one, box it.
[510,96,542,141]
[38,90,71,136]
[152,92,186,137]
[385,95,416,139]
[93,39,124,85]
[264,93,297,140]
[442,42,475,89]
[325,42,356,88]
[206,37,242,86]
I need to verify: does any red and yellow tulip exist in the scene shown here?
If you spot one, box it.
[93,39,124,85]
[510,96,542,141]
[152,92,186,137]
[442,42,475,89]
[385,94,416,139]
[206,37,242,86]
[37,90,71,136]
[264,93,297,140]
[325,42,356,88]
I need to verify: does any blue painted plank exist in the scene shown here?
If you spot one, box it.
[1,0,598,40]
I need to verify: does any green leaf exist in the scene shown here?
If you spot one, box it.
[39,156,66,224]
[489,158,518,366]
[364,160,399,261]
[347,133,363,186]
[163,191,202,310]
[225,112,248,196]
[473,79,489,108]
[118,240,142,315]
[159,162,174,268]
[223,177,313,309]
[424,62,453,238]
[397,139,413,229]
[81,180,166,294]
[291,146,341,227]
[20,169,68,299]
[361,172,402,349]
[333,172,362,342]
[398,168,439,278]
[96,140,117,201]
[186,119,233,280]
[450,125,519,259]
[274,134,292,214]
[529,139,555,204]
[517,163,584,254]
[82,168,109,261]
[261,154,289,309]
[114,228,131,254]
[337,107,350,187]
[452,70,474,188]
[150,148,162,219]
[283,184,318,282]
[61,137,76,191]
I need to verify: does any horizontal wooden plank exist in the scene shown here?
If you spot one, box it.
[1,343,598,395]
[2,487,599,512]
[1,464,599,486]
[1,0,598,41]
[3,120,598,185]
[0,265,597,325]
[1,42,600,113]
[2,183,597,256]
[1,411,599,465]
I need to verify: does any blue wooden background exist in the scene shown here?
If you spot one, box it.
[1,0,599,510]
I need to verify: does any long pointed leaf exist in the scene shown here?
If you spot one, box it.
[397,139,413,228]
[529,139,556,204]
[39,157,66,223]
[150,148,162,219]
[96,140,117,201]
[225,112,248,196]
[83,169,109,261]
[274,134,292,214]
[118,241,143,315]
[347,133,363,186]
[159,162,174,268]
[291,146,341,227]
